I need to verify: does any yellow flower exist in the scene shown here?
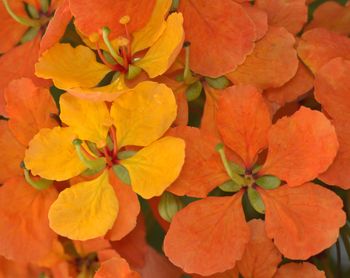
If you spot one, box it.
[24,81,185,240]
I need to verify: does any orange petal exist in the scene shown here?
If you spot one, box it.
[237,219,281,278]
[40,0,72,54]
[4,78,57,146]
[0,0,27,53]
[74,238,111,257]
[254,0,307,34]
[243,5,268,40]
[164,192,250,276]
[297,28,350,74]
[193,268,239,278]
[201,85,221,138]
[0,256,44,278]
[260,107,338,186]
[70,0,156,39]
[179,0,256,77]
[111,216,148,269]
[217,85,272,167]
[274,262,326,278]
[258,183,346,259]
[94,255,141,278]
[264,60,314,105]
[167,126,228,198]
[0,36,49,116]
[314,57,350,189]
[306,2,350,36]
[0,121,25,184]
[0,177,58,262]
[106,171,140,241]
[227,26,298,90]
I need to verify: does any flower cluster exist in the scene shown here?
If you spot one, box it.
[0,0,350,277]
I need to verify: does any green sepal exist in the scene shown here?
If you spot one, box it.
[158,191,184,222]
[247,187,265,214]
[27,4,39,19]
[39,0,50,13]
[117,150,137,160]
[126,64,142,80]
[21,162,52,191]
[256,175,281,190]
[185,80,202,102]
[229,161,245,175]
[20,27,40,44]
[219,180,242,193]
[73,139,106,171]
[112,164,131,185]
[175,74,184,82]
[106,135,114,151]
[205,76,230,89]
[103,50,117,66]
[252,164,262,174]
[170,0,180,12]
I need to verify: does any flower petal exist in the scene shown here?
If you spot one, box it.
[258,183,346,259]
[217,85,272,167]
[5,78,57,146]
[260,107,338,186]
[264,61,314,106]
[0,177,58,262]
[0,121,25,183]
[243,5,268,40]
[255,0,307,34]
[120,136,185,199]
[297,28,350,74]
[111,81,177,148]
[48,171,119,240]
[314,57,350,189]
[306,2,350,36]
[70,0,155,39]
[131,0,172,54]
[135,13,184,78]
[166,126,228,198]
[274,262,325,278]
[106,170,140,241]
[60,93,111,147]
[164,192,249,276]
[35,43,110,90]
[227,26,298,90]
[237,219,281,278]
[24,127,86,181]
[95,255,140,278]
[179,0,256,77]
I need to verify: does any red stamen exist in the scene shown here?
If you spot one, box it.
[96,42,116,70]
[82,145,97,160]
[121,46,129,69]
[103,147,113,167]
[109,126,118,158]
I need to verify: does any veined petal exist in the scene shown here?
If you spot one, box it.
[258,183,345,259]
[5,78,57,146]
[260,107,339,187]
[164,192,250,276]
[274,262,325,278]
[48,171,119,240]
[60,94,112,147]
[131,0,172,54]
[135,13,184,78]
[217,85,272,167]
[35,43,110,90]
[111,81,177,148]
[24,127,86,181]
[120,136,185,199]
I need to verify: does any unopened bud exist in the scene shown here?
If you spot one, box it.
[158,192,184,222]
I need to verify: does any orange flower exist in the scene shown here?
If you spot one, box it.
[163,85,345,275]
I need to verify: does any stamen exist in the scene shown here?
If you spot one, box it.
[119,15,132,58]
[215,143,244,186]
[21,162,52,190]
[2,0,40,27]
[95,41,117,70]
[73,139,106,170]
[183,41,197,85]
[101,27,125,67]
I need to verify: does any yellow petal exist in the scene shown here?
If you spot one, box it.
[131,0,172,54]
[120,136,185,199]
[35,43,111,90]
[60,94,112,147]
[134,13,184,78]
[111,81,177,148]
[24,127,86,181]
[48,171,119,240]
[68,76,130,102]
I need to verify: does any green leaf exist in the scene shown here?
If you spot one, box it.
[205,76,230,89]
[186,80,203,102]
[219,180,242,192]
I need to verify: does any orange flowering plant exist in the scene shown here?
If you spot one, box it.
[1,0,350,277]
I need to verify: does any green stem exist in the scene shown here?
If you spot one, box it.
[101,27,125,67]
[2,0,40,27]
[183,42,196,85]
[216,143,244,186]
